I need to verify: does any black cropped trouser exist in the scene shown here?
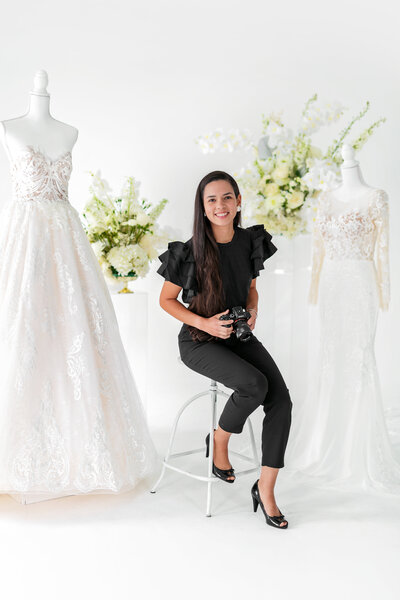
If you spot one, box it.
[178,328,292,468]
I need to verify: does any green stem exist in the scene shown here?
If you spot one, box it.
[301,93,318,118]
[326,101,370,158]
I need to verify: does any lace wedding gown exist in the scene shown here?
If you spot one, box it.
[286,188,400,494]
[0,146,158,502]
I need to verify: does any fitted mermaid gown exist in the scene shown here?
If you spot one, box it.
[286,188,400,494]
[0,145,158,503]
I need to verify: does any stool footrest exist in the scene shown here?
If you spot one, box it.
[167,448,205,459]
[163,460,259,481]
[163,462,216,483]
[152,375,260,516]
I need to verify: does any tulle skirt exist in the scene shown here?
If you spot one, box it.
[0,198,158,501]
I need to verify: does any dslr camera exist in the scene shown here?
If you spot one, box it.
[219,306,253,342]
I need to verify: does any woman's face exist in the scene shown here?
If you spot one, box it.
[203,180,241,229]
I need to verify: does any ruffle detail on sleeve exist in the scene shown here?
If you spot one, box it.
[157,240,197,304]
[247,224,277,277]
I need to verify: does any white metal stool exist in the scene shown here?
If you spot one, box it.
[151,360,261,517]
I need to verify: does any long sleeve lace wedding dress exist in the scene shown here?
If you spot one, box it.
[286,187,400,494]
[0,146,158,503]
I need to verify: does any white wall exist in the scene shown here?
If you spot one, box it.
[0,0,399,428]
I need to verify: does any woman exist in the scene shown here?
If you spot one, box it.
[157,171,292,528]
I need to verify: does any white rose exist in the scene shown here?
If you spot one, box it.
[263,182,280,197]
[265,193,285,213]
[135,210,151,227]
[271,164,290,184]
[287,191,304,209]
[139,233,158,260]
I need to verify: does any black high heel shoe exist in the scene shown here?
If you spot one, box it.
[205,432,235,483]
[251,480,288,529]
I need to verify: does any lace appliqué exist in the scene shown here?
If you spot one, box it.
[74,407,118,492]
[67,333,87,402]
[54,251,78,315]
[10,381,70,492]
[309,189,390,310]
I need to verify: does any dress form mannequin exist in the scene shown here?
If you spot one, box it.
[328,144,374,211]
[286,143,399,494]
[0,73,158,503]
[0,69,78,161]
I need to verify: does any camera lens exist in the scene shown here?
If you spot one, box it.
[235,321,252,342]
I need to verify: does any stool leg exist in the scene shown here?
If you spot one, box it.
[151,390,211,494]
[206,382,218,517]
[150,414,181,493]
[247,417,260,467]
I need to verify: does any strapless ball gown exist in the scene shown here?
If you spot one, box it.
[0,145,158,503]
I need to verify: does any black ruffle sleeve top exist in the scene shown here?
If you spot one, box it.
[157,225,277,334]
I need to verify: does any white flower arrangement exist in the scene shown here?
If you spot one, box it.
[83,172,169,286]
[195,127,253,154]
[196,95,386,237]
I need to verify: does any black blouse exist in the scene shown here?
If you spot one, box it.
[157,225,277,339]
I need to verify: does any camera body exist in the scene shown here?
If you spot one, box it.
[219,306,253,342]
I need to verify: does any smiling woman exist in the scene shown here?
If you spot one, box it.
[157,170,293,529]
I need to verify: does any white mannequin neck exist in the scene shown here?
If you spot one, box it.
[329,144,373,206]
[27,93,52,122]
[340,164,369,193]
[0,70,78,162]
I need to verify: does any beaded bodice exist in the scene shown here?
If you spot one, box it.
[10,146,72,203]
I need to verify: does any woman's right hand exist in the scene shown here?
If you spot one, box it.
[200,309,233,339]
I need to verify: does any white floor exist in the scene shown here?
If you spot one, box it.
[1,428,399,600]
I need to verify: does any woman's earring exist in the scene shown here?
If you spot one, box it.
[204,211,206,216]
[237,206,241,212]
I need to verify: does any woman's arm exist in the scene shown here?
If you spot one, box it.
[159,281,233,339]
[246,278,258,331]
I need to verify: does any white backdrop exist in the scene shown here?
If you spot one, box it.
[0,0,399,430]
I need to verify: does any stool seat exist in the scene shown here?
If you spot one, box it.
[150,360,260,516]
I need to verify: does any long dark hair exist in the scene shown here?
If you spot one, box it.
[187,171,242,342]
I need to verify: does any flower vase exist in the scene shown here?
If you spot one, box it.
[117,277,137,294]
[119,284,133,294]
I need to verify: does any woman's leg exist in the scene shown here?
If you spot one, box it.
[227,335,292,525]
[221,335,292,468]
[179,337,269,480]
[258,466,287,526]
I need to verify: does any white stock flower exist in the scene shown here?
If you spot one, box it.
[265,121,293,149]
[301,101,345,135]
[226,128,253,151]
[301,158,341,191]
[120,177,141,204]
[235,162,261,196]
[196,128,253,154]
[89,171,112,201]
